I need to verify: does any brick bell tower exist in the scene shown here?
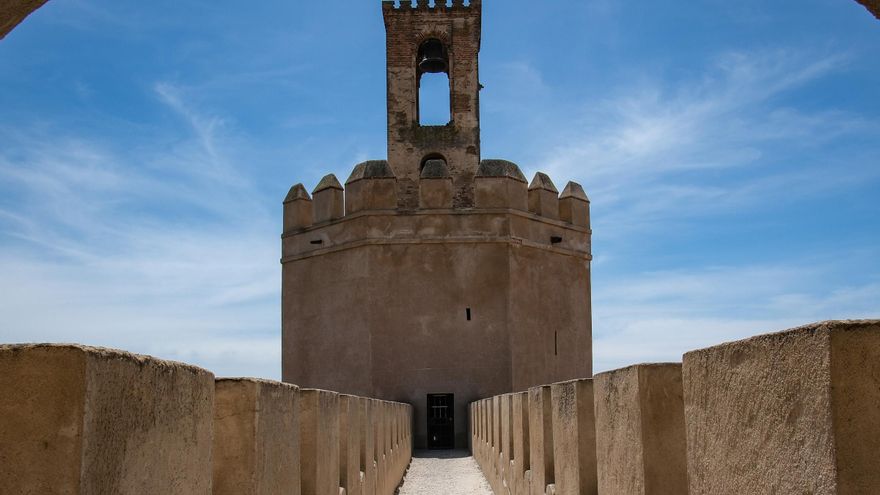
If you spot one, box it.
[383,0,482,209]
[282,0,592,450]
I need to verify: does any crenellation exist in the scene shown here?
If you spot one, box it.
[312,173,345,224]
[528,172,560,220]
[558,181,590,229]
[345,160,397,215]
[283,183,313,233]
[475,159,529,211]
[419,158,454,209]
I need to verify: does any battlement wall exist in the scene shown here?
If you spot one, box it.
[470,320,880,494]
[0,344,413,495]
[283,160,591,260]
[382,0,480,13]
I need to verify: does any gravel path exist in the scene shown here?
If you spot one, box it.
[397,450,493,495]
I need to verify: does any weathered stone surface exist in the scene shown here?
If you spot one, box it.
[384,1,482,208]
[550,379,597,495]
[528,385,554,495]
[345,161,397,214]
[313,174,344,223]
[594,363,687,495]
[419,176,454,209]
[299,388,340,495]
[0,0,47,39]
[528,172,560,220]
[683,320,880,494]
[347,160,395,181]
[421,159,451,179]
[360,398,378,495]
[213,378,300,495]
[283,183,313,232]
[558,182,590,229]
[339,394,362,495]
[0,344,213,494]
[477,159,528,183]
[512,391,531,495]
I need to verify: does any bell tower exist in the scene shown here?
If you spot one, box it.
[383,0,482,208]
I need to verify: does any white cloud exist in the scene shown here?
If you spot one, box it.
[0,84,282,379]
[592,261,880,373]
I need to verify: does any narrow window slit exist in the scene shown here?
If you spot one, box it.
[466,307,472,321]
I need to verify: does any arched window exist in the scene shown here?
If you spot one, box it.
[417,39,451,126]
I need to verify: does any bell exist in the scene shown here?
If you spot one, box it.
[418,39,448,74]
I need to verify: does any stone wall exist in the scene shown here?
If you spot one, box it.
[0,344,412,495]
[471,320,879,494]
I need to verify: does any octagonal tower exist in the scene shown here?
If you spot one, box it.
[282,0,592,450]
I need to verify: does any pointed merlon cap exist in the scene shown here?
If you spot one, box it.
[560,181,590,202]
[284,183,311,204]
[528,172,558,193]
[313,174,343,194]
[346,160,395,184]
[476,159,527,183]
[420,159,451,179]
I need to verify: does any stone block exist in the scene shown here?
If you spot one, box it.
[683,320,880,494]
[313,174,345,223]
[528,172,559,220]
[299,388,340,495]
[558,182,590,229]
[512,391,531,495]
[419,159,454,209]
[528,385,554,495]
[339,395,362,495]
[500,393,513,492]
[594,363,687,495]
[360,398,377,495]
[213,378,300,495]
[283,183,313,232]
[550,379,597,495]
[475,159,528,210]
[345,160,397,214]
[0,344,213,494]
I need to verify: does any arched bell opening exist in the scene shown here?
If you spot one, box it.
[417,39,451,126]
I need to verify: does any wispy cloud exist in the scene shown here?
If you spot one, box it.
[593,259,880,372]
[0,84,281,378]
[498,49,880,240]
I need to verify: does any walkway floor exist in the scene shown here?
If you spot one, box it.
[397,450,493,495]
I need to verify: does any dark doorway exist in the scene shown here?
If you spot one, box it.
[427,393,454,449]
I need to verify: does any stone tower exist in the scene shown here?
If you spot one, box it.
[282,0,592,449]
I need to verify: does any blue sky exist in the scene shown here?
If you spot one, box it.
[1,0,878,379]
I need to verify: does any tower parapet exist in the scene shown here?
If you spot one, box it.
[283,164,589,233]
